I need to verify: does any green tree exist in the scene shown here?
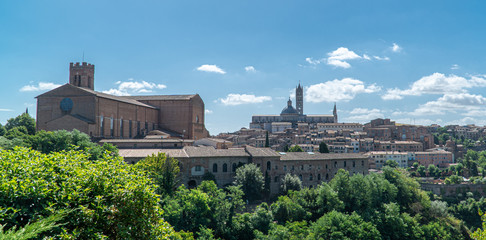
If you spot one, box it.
[271,196,308,223]
[5,113,35,135]
[417,165,427,176]
[308,211,381,240]
[384,159,399,168]
[428,164,440,178]
[234,163,264,202]
[280,173,302,195]
[0,124,5,136]
[136,152,180,196]
[287,145,304,152]
[319,142,329,153]
[444,175,463,184]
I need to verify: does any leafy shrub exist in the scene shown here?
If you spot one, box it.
[0,147,180,239]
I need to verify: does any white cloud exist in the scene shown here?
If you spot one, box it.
[443,117,486,126]
[20,82,61,92]
[326,47,366,68]
[373,56,390,61]
[102,80,167,96]
[451,64,460,70]
[245,66,256,73]
[382,73,486,100]
[391,43,402,52]
[218,94,272,106]
[345,108,385,122]
[405,93,486,116]
[305,78,381,103]
[205,109,213,114]
[305,57,322,65]
[393,118,442,126]
[0,108,13,112]
[197,64,226,74]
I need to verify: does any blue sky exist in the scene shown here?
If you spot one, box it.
[1,1,486,134]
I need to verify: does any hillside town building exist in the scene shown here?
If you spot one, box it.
[36,62,209,140]
[118,145,370,195]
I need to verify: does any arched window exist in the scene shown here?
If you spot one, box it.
[344,161,346,167]
[274,176,279,182]
[267,161,271,171]
[309,174,313,181]
[361,160,364,166]
[334,161,337,168]
[318,174,321,180]
[213,163,218,173]
[353,161,356,167]
[326,173,329,180]
[232,163,237,172]
[299,174,303,181]
[223,163,228,172]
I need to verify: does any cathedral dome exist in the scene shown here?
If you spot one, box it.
[281,98,299,115]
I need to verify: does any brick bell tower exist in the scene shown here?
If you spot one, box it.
[69,62,95,90]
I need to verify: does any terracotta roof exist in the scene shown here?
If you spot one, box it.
[100,139,193,143]
[118,149,189,159]
[245,146,280,157]
[125,95,197,101]
[183,146,249,157]
[75,86,157,108]
[278,152,368,161]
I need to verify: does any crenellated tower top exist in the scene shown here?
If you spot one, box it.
[69,62,95,90]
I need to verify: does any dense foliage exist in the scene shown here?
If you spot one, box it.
[136,152,180,195]
[234,163,265,202]
[0,147,182,239]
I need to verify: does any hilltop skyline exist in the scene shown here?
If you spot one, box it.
[2,1,486,134]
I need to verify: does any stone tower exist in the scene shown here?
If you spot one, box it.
[296,82,303,115]
[333,103,338,123]
[69,62,95,90]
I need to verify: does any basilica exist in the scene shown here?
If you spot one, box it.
[250,83,337,132]
[36,62,209,140]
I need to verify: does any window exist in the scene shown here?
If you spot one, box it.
[100,116,104,137]
[120,119,123,138]
[129,120,132,138]
[232,163,237,172]
[195,166,201,171]
[284,165,287,171]
[353,161,356,167]
[301,165,304,170]
[267,161,271,171]
[110,117,114,137]
[344,161,346,167]
[213,163,218,173]
[326,173,329,180]
[299,174,302,181]
[326,164,328,169]
[291,166,295,171]
[334,161,337,168]
[274,176,279,183]
[223,163,228,172]
[361,160,364,166]
[318,174,321,181]
[309,174,313,181]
